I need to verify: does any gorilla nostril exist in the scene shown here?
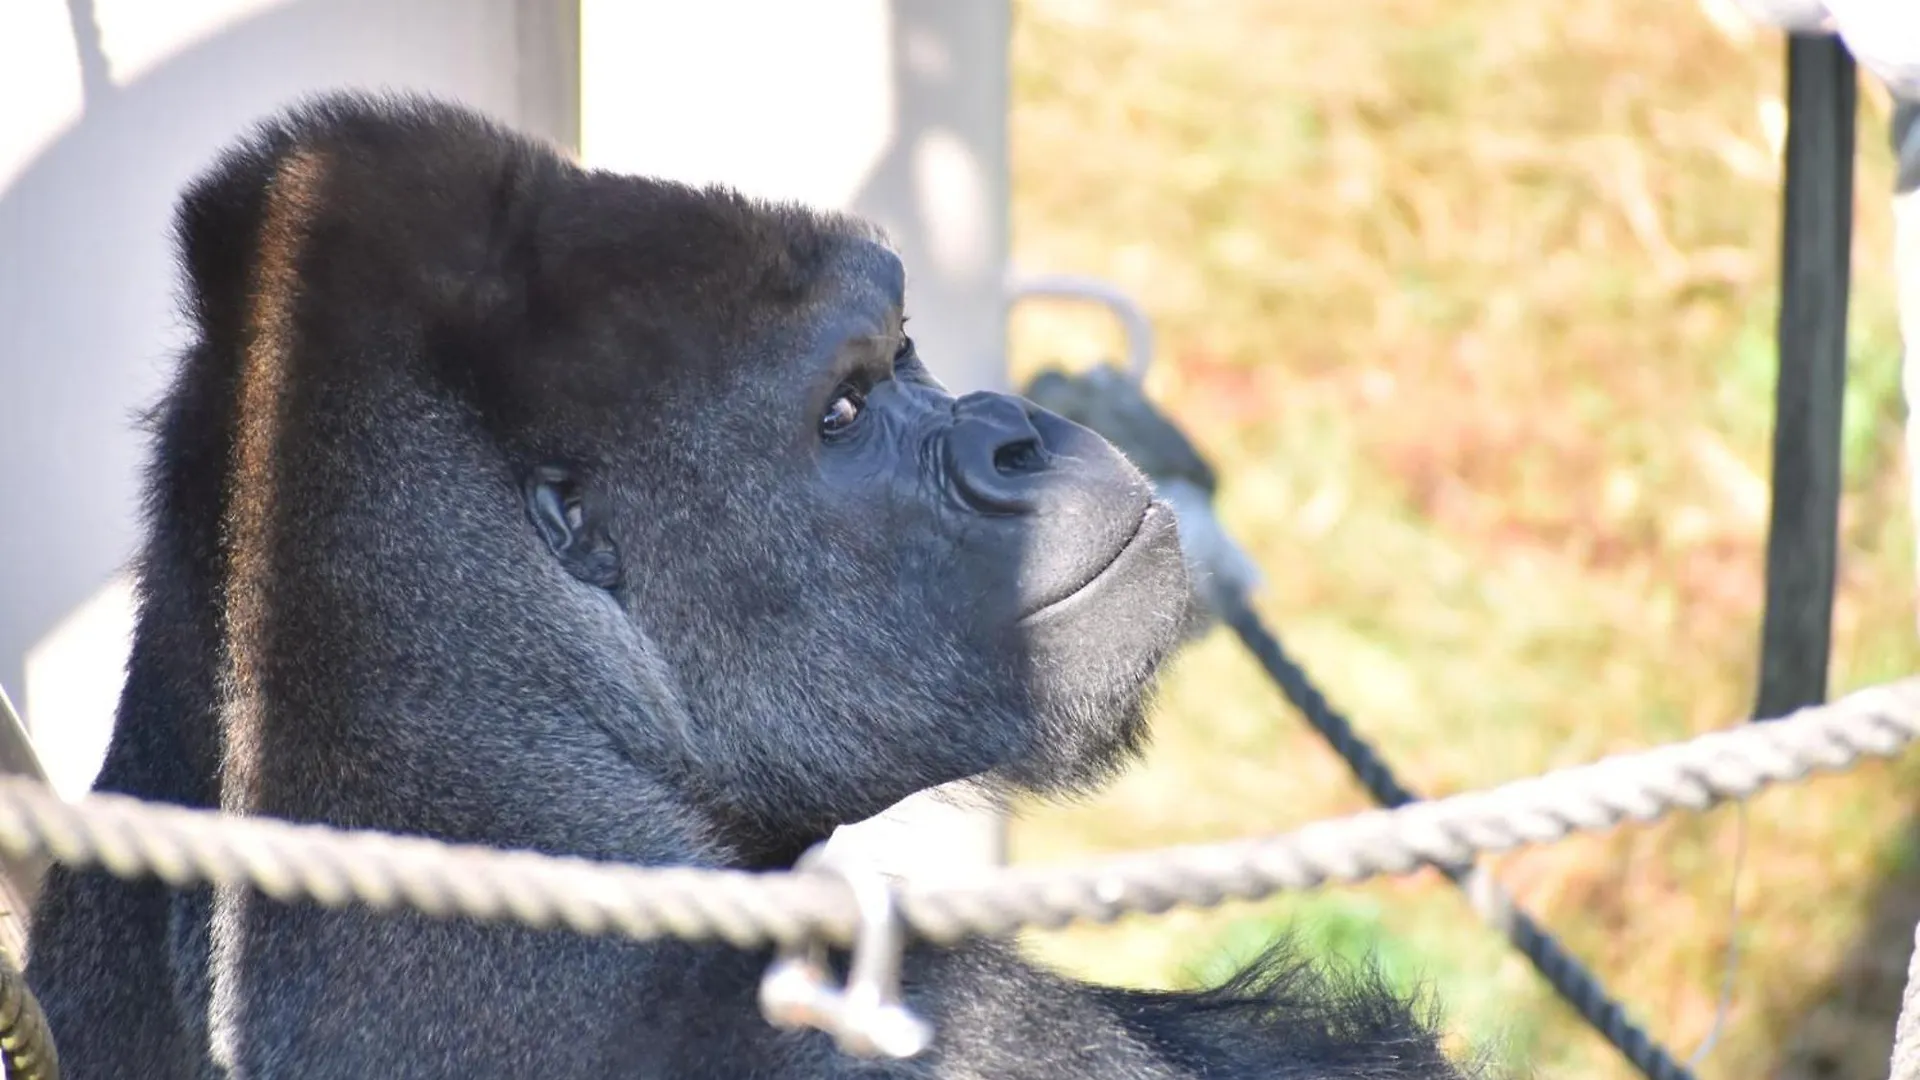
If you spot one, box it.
[993,437,1045,476]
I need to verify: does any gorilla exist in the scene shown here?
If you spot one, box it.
[24,92,1469,1079]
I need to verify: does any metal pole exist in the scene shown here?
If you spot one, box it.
[1895,97,1920,636]
[1756,34,1856,720]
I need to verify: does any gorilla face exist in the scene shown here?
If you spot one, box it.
[512,195,1192,863]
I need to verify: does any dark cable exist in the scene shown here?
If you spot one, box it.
[1755,34,1856,723]
[1208,582,1696,1080]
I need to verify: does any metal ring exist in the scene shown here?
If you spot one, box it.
[1005,270,1157,383]
[757,845,933,1060]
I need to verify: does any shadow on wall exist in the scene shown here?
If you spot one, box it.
[0,0,566,799]
[845,0,1010,396]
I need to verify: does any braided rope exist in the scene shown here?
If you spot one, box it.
[3,788,858,949]
[892,676,1920,939]
[0,962,57,1080]
[1,676,1914,951]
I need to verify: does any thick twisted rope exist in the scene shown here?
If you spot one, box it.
[5,788,855,950]
[0,964,57,1080]
[1,675,1915,951]
[896,675,1920,937]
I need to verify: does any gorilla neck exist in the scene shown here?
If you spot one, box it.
[715,818,819,871]
[660,766,830,870]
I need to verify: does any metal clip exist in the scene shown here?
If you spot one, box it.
[757,845,933,1060]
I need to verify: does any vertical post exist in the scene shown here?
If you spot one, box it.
[1896,98,1920,637]
[1756,35,1856,720]
[515,0,582,155]
[578,0,1013,878]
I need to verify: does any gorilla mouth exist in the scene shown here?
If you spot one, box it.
[1018,500,1174,624]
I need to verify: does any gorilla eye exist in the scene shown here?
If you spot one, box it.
[893,336,915,367]
[821,387,865,436]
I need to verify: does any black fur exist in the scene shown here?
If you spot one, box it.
[25,91,1472,1079]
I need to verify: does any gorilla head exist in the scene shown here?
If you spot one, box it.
[506,171,1192,862]
[165,95,1192,869]
[520,196,1191,861]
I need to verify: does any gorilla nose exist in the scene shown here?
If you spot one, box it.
[938,390,1162,618]
[946,392,1050,514]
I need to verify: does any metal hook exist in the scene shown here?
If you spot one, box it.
[757,845,933,1060]
[1005,270,1157,384]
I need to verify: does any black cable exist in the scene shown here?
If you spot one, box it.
[1755,34,1855,723]
[1208,583,1695,1080]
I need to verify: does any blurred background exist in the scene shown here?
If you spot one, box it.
[2,1,1916,1078]
[1003,3,1913,1078]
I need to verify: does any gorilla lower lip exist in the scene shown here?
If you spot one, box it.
[1019,501,1169,624]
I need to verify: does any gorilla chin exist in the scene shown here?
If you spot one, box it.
[998,501,1192,802]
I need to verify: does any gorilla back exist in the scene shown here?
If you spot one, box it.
[25,93,1469,1079]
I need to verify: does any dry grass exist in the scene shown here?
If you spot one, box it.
[1002,1,1917,1077]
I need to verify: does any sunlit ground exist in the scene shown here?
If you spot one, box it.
[1002,1,1919,1076]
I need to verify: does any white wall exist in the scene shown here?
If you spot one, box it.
[0,0,577,799]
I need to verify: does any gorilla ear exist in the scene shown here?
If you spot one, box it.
[524,465,623,590]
